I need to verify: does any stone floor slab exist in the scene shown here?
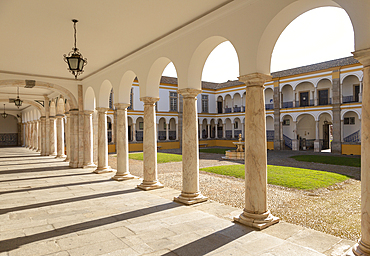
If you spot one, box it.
[0,148,356,256]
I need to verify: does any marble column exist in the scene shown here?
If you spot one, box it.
[207,124,211,139]
[56,114,66,158]
[341,120,344,143]
[231,123,235,139]
[49,117,57,156]
[34,121,39,151]
[176,122,179,140]
[352,48,370,256]
[94,107,112,173]
[199,123,202,139]
[234,73,279,230]
[32,121,36,150]
[137,97,163,190]
[242,122,245,139]
[314,87,318,106]
[314,120,320,152]
[40,117,47,156]
[215,125,218,139]
[30,121,35,150]
[223,123,226,138]
[132,123,136,142]
[69,110,78,168]
[26,122,30,149]
[113,103,135,180]
[175,89,207,205]
[166,121,169,141]
[64,113,70,162]
[83,111,96,168]
[37,120,41,152]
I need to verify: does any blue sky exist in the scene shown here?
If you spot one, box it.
[162,7,354,83]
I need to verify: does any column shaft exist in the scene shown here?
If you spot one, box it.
[64,114,70,162]
[234,73,279,230]
[40,117,47,156]
[352,49,370,256]
[49,117,57,156]
[94,108,112,173]
[137,97,163,190]
[174,89,207,205]
[69,110,78,168]
[113,103,135,180]
[56,115,66,158]
[83,111,96,168]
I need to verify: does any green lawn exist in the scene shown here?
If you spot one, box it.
[290,155,360,167]
[199,148,233,154]
[128,152,182,163]
[200,164,349,190]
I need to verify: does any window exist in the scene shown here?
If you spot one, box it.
[109,90,113,109]
[283,119,290,126]
[169,92,177,112]
[234,122,238,129]
[344,117,355,125]
[128,88,133,110]
[163,122,169,130]
[202,95,208,113]
[139,122,144,130]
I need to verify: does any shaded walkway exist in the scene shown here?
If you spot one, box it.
[0,147,355,255]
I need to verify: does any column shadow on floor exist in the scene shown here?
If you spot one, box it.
[0,179,113,195]
[162,224,254,256]
[0,166,73,175]
[0,172,94,183]
[0,188,140,214]
[0,202,181,253]
[0,161,64,167]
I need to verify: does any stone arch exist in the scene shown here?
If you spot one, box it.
[143,57,176,98]
[0,80,78,109]
[281,113,294,122]
[84,87,96,111]
[341,109,361,120]
[317,111,333,121]
[256,0,349,74]
[98,80,113,108]
[187,36,239,90]
[119,70,137,104]
[0,99,44,116]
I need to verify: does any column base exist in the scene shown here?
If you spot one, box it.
[352,240,370,256]
[112,173,137,181]
[93,166,113,174]
[314,140,320,153]
[69,162,78,168]
[137,180,164,191]
[234,209,279,230]
[174,191,208,205]
[55,155,66,159]
[49,153,57,156]
[64,157,70,162]
[83,163,97,169]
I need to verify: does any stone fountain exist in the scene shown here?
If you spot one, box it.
[223,134,245,160]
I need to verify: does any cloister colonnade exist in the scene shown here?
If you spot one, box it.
[1,1,370,255]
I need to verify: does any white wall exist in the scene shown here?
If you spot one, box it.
[296,115,315,140]
[342,75,360,97]
[0,115,18,133]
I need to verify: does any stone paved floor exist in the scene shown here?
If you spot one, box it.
[0,147,355,256]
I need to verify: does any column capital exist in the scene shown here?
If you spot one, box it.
[353,48,370,67]
[84,110,94,115]
[96,107,110,113]
[177,88,202,98]
[56,114,65,118]
[49,116,56,120]
[114,103,130,110]
[239,73,271,87]
[140,97,159,104]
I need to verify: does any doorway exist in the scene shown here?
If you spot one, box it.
[300,92,309,107]
[322,122,330,150]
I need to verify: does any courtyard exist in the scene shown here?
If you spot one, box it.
[0,147,359,255]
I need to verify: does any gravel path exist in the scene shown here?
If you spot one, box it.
[108,149,361,241]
